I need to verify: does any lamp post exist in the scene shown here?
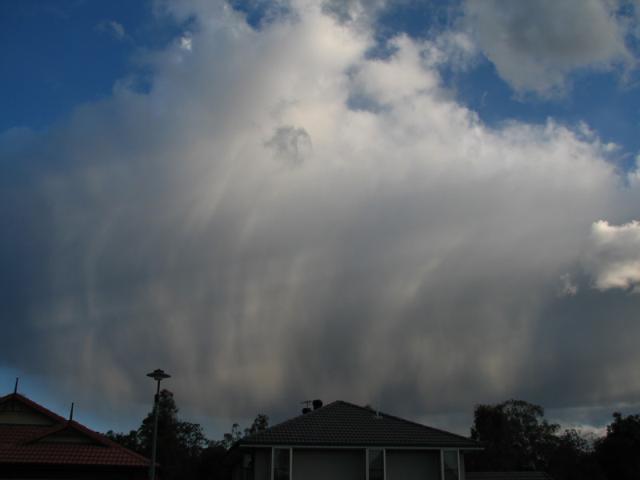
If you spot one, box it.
[146,369,171,480]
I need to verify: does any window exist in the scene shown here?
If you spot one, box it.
[442,450,459,480]
[368,448,384,480]
[273,448,291,480]
[242,453,253,480]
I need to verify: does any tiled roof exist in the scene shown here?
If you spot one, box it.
[240,400,481,449]
[0,393,149,467]
[466,473,552,480]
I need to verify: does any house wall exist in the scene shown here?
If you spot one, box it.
[0,464,147,479]
[253,448,271,480]
[292,449,365,480]
[0,402,56,425]
[386,450,441,480]
[247,447,469,480]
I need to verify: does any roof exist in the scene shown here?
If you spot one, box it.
[466,473,553,480]
[240,400,481,449]
[0,392,149,468]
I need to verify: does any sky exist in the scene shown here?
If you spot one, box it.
[2,0,640,440]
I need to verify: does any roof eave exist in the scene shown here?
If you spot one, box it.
[239,443,483,450]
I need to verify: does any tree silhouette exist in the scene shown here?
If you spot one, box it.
[468,399,559,471]
[106,389,207,480]
[595,412,640,480]
[218,413,269,449]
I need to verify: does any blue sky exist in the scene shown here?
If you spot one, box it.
[3,0,639,154]
[0,0,190,131]
[2,0,640,439]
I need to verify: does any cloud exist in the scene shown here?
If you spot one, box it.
[321,0,387,25]
[2,0,640,423]
[464,0,634,96]
[179,34,193,51]
[96,20,128,41]
[265,126,313,167]
[559,273,579,297]
[585,220,640,291]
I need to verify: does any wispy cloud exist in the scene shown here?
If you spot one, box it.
[96,20,128,42]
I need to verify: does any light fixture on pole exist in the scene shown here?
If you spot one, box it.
[146,369,171,480]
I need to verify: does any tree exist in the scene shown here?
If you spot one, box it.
[106,390,270,479]
[219,422,243,450]
[107,389,208,480]
[547,429,604,480]
[105,429,141,453]
[218,413,269,449]
[468,399,560,472]
[595,412,640,480]
[244,413,269,437]
[197,444,231,480]
[138,389,208,479]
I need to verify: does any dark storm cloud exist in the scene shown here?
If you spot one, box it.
[1,0,640,429]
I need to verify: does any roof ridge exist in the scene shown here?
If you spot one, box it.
[240,400,341,443]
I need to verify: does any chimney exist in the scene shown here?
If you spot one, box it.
[312,399,323,410]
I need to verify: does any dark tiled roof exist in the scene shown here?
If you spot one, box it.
[240,400,480,449]
[0,393,149,467]
[466,473,552,480]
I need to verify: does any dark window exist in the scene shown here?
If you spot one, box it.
[443,450,459,480]
[273,448,290,480]
[368,448,384,480]
[242,453,253,480]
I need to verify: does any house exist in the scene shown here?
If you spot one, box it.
[0,390,150,479]
[466,473,552,480]
[231,400,482,480]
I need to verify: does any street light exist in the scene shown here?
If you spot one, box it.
[146,369,171,480]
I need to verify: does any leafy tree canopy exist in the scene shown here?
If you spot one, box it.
[469,399,560,471]
[595,412,640,480]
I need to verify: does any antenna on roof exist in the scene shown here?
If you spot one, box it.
[372,401,382,419]
[301,400,312,414]
[69,402,74,422]
[13,377,19,395]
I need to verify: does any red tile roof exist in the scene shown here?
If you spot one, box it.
[0,393,149,467]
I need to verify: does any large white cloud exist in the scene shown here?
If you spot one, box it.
[2,0,640,423]
[586,220,640,291]
[464,0,634,96]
